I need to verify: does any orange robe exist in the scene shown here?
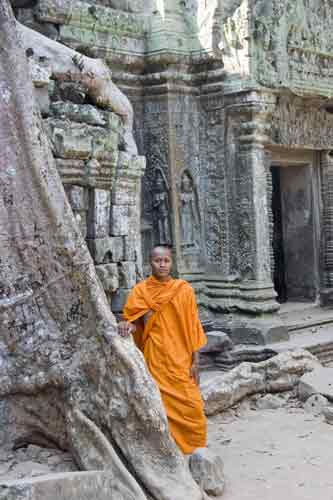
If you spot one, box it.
[123,275,207,454]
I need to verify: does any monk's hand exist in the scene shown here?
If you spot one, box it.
[118,321,136,338]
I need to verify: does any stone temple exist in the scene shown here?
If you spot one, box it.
[15,0,333,343]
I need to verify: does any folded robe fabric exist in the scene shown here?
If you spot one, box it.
[123,275,207,454]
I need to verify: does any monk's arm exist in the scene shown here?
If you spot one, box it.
[190,351,200,385]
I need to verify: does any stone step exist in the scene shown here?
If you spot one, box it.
[279,303,333,333]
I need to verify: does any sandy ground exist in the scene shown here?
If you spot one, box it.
[207,398,333,500]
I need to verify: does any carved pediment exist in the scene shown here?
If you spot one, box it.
[251,0,333,96]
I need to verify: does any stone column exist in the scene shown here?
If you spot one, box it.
[230,93,278,314]
[216,92,289,344]
[320,151,333,305]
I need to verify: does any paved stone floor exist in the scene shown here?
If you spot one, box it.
[207,397,333,500]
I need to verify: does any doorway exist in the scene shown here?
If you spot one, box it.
[271,163,318,303]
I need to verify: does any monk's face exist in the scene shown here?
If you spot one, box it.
[150,247,172,281]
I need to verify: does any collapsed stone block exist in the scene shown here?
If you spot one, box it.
[50,102,107,127]
[202,349,321,416]
[298,367,333,402]
[110,205,130,236]
[256,394,283,410]
[304,394,329,416]
[87,189,110,238]
[323,406,333,425]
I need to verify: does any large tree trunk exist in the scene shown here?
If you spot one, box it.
[0,2,202,499]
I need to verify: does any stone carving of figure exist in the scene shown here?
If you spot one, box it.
[152,169,171,244]
[179,171,199,246]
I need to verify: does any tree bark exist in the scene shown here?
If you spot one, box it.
[0,1,202,499]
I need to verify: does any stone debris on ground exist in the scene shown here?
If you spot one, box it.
[298,366,333,401]
[255,394,284,410]
[323,406,333,425]
[303,394,329,416]
[207,389,333,500]
[189,447,225,498]
[201,349,320,415]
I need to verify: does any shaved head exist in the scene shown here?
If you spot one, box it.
[150,244,173,260]
[150,245,173,281]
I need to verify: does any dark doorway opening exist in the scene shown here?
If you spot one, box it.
[271,167,287,302]
[271,164,317,303]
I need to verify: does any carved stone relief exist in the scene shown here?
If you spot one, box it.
[179,170,200,249]
[200,98,226,269]
[271,96,333,150]
[152,168,171,245]
[251,0,333,94]
[141,99,170,256]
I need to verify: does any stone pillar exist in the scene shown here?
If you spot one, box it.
[320,151,333,305]
[218,93,289,344]
[232,94,278,314]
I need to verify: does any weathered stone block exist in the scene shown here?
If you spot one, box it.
[87,236,124,264]
[55,159,85,185]
[90,129,119,160]
[123,235,137,261]
[29,59,52,88]
[51,102,106,127]
[202,350,320,416]
[34,87,50,116]
[189,448,225,497]
[304,394,329,416]
[47,120,119,162]
[323,406,333,425]
[106,112,122,132]
[66,185,88,211]
[201,331,233,354]
[256,394,283,410]
[117,152,146,179]
[111,179,138,205]
[110,205,130,236]
[96,263,119,293]
[48,120,92,159]
[118,261,137,289]
[87,189,110,238]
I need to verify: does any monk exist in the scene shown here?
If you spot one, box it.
[118,244,207,454]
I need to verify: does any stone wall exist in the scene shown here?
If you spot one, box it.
[17,0,333,338]
[26,37,145,315]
